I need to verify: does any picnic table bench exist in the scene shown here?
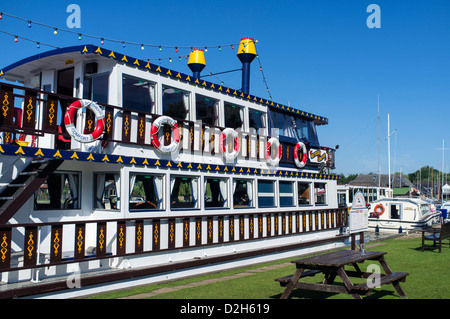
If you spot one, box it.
[421,221,450,253]
[275,249,408,299]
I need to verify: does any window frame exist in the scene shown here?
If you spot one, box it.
[279,181,295,207]
[257,179,276,208]
[232,178,255,208]
[204,176,230,209]
[298,181,312,206]
[169,175,199,210]
[162,85,191,121]
[94,172,120,211]
[122,74,156,113]
[129,172,165,212]
[34,171,82,210]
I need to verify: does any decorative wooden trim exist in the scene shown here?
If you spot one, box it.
[168,219,176,249]
[153,220,160,250]
[22,91,37,130]
[0,228,11,269]
[218,216,224,243]
[24,226,38,267]
[0,86,14,127]
[207,216,213,244]
[135,220,144,253]
[44,95,58,131]
[51,225,63,263]
[183,218,190,247]
[117,221,126,255]
[195,217,202,246]
[96,222,107,257]
[74,223,85,261]
[229,215,235,242]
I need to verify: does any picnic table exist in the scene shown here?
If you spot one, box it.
[276,249,408,299]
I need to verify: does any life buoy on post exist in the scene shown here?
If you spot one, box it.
[219,128,240,161]
[64,99,105,143]
[150,115,180,153]
[294,142,307,168]
[266,137,281,166]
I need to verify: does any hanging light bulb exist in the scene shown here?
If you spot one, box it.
[36,42,40,49]
[0,13,3,20]
[141,44,145,50]
[204,47,208,52]
[175,47,178,53]
[159,46,162,52]
[218,46,221,51]
[169,58,172,62]
[53,28,58,35]
[178,56,182,61]
[122,42,126,48]
[101,38,104,45]
[231,45,234,50]
[78,34,82,40]
[27,21,32,28]
[14,36,18,43]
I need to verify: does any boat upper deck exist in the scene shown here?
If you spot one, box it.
[0,44,336,173]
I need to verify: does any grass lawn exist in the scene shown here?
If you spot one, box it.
[86,234,450,299]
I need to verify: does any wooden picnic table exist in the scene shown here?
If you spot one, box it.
[276,249,408,299]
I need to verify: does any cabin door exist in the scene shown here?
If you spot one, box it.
[390,204,401,220]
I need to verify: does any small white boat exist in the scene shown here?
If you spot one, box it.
[368,198,440,232]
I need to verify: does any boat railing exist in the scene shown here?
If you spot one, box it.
[0,82,335,168]
[0,208,347,274]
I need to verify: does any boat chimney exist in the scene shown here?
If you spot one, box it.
[237,37,257,94]
[188,49,206,79]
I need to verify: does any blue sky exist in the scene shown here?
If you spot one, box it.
[1,0,449,176]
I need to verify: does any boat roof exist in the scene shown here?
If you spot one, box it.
[0,44,328,125]
[371,197,429,205]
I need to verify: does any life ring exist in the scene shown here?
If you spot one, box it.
[266,137,281,166]
[294,142,307,168]
[219,128,240,160]
[64,99,105,143]
[374,204,385,215]
[150,115,180,153]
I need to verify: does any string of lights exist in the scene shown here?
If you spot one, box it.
[0,11,240,51]
[0,11,274,99]
[0,29,60,49]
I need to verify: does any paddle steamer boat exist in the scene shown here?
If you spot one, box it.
[0,39,347,297]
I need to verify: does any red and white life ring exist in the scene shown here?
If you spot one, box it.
[266,137,281,166]
[219,128,240,161]
[150,115,180,153]
[294,142,307,168]
[64,99,105,143]
[374,204,385,215]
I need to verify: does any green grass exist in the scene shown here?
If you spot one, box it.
[86,235,450,299]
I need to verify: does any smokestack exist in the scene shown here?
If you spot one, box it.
[237,37,257,94]
[188,49,206,79]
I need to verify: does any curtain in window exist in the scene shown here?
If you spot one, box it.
[114,174,121,209]
[246,180,253,207]
[153,176,163,209]
[183,92,190,118]
[219,179,228,207]
[96,174,106,208]
[67,174,78,208]
[129,174,137,196]
[191,178,198,207]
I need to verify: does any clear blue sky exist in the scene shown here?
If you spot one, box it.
[1,0,449,176]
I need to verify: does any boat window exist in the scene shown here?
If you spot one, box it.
[248,108,266,134]
[314,182,327,205]
[258,180,276,208]
[34,172,81,210]
[268,110,295,138]
[298,182,311,205]
[224,102,244,129]
[390,204,401,219]
[279,181,294,207]
[122,75,155,113]
[196,94,219,126]
[83,72,109,104]
[94,173,120,210]
[129,173,164,210]
[293,118,320,146]
[233,179,254,208]
[170,176,198,209]
[205,177,229,208]
[163,86,190,120]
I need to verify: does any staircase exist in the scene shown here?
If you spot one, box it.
[0,158,64,224]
